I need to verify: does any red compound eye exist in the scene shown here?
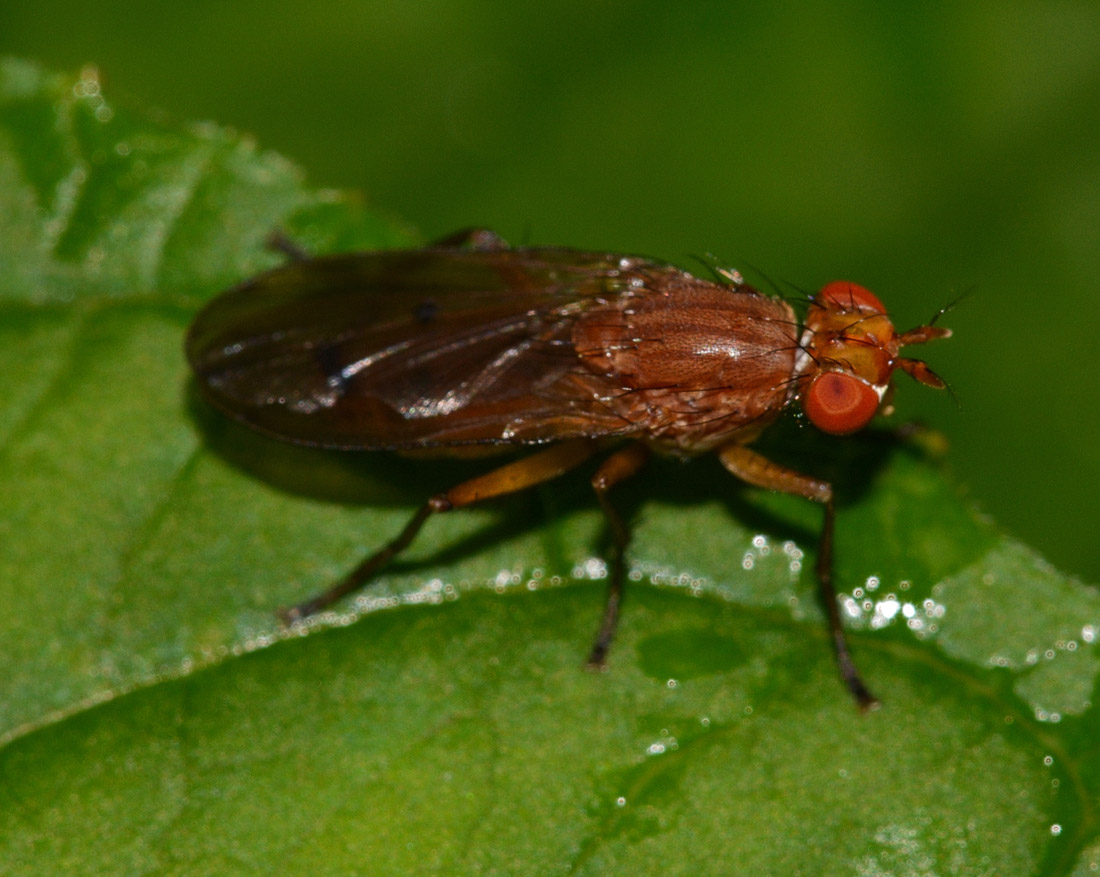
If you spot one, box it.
[819,281,885,315]
[804,372,880,435]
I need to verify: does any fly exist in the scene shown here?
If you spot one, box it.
[186,229,951,709]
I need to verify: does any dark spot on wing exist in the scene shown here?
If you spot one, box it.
[415,299,439,324]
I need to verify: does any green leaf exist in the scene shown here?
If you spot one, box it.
[1,59,1098,875]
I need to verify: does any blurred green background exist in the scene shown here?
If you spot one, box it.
[2,1,1097,582]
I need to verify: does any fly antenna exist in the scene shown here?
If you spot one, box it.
[928,285,974,326]
[898,358,960,408]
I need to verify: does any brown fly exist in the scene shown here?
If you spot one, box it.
[186,230,951,709]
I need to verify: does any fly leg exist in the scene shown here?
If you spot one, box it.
[263,228,511,264]
[264,229,311,261]
[430,228,510,250]
[429,230,563,299]
[718,444,879,711]
[280,439,602,623]
[585,443,649,669]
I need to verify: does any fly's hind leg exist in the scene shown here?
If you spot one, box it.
[280,439,602,624]
[718,444,879,711]
[430,228,510,250]
[585,443,650,669]
[262,227,512,264]
[264,229,312,261]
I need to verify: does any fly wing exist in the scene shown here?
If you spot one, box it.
[187,247,674,449]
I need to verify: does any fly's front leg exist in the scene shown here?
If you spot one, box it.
[586,443,649,669]
[718,444,879,711]
[280,439,601,623]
